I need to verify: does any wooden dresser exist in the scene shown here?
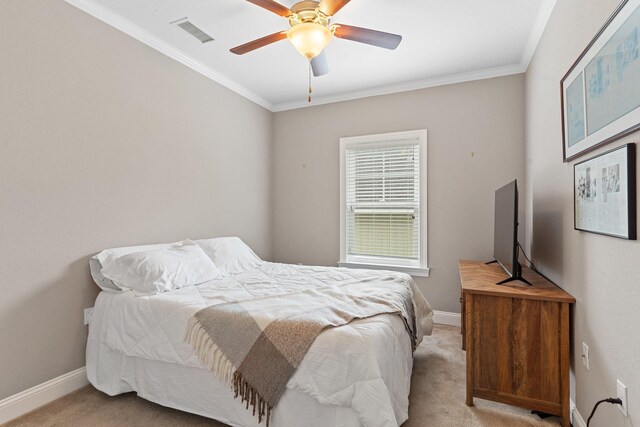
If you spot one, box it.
[459,260,575,427]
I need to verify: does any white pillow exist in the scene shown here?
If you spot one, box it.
[91,242,172,292]
[89,258,121,292]
[100,241,223,296]
[195,237,263,275]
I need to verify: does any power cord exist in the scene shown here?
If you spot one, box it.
[517,241,538,272]
[586,398,623,426]
[516,242,560,285]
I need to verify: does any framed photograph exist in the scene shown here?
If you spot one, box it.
[574,143,636,239]
[561,0,640,162]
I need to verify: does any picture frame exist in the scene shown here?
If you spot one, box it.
[574,143,636,239]
[561,0,640,162]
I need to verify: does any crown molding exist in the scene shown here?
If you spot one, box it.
[271,63,526,112]
[520,0,557,69]
[64,0,273,111]
[65,0,553,113]
[274,0,557,112]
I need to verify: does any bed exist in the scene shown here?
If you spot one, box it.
[86,238,433,427]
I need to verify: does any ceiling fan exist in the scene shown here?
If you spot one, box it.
[230,0,403,77]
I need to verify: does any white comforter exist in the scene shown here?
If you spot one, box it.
[88,263,433,426]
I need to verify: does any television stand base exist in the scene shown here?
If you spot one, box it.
[496,275,533,286]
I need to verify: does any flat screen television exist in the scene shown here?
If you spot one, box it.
[489,179,531,286]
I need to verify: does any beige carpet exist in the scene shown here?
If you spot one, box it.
[4,325,560,427]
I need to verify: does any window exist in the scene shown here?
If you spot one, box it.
[339,130,429,277]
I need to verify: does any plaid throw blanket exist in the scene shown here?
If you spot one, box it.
[184,274,418,426]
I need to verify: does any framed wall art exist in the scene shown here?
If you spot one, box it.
[574,143,636,239]
[561,0,640,162]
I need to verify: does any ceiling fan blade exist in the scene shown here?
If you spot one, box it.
[246,0,292,17]
[317,0,350,16]
[230,31,288,55]
[333,24,402,50]
[311,51,330,76]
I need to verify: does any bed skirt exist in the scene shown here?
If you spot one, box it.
[86,340,373,427]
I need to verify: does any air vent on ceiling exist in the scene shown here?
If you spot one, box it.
[173,18,214,44]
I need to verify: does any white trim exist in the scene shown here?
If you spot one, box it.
[339,130,429,274]
[272,63,525,112]
[64,0,552,112]
[432,311,462,327]
[63,0,273,111]
[571,399,587,427]
[519,0,557,70]
[0,367,88,424]
[340,137,347,268]
[338,261,430,278]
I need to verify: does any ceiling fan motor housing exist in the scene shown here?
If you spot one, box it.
[289,0,329,27]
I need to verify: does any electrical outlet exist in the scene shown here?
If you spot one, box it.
[84,307,94,326]
[582,343,589,370]
[617,380,628,416]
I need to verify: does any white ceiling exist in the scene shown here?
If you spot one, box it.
[66,0,556,111]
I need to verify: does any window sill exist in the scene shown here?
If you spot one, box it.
[337,261,430,278]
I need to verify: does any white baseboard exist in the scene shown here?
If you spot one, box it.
[571,399,587,427]
[0,367,88,424]
[433,310,461,327]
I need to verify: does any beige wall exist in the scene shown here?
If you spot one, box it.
[0,0,272,400]
[13,0,627,415]
[272,75,526,313]
[526,0,639,424]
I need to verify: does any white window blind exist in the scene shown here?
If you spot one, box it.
[344,138,422,267]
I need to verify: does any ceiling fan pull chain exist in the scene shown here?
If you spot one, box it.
[308,60,313,103]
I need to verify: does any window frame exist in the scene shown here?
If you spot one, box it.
[338,129,429,277]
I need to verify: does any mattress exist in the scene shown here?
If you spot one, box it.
[86,262,433,427]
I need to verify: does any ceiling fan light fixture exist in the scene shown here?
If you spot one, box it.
[287,22,333,59]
